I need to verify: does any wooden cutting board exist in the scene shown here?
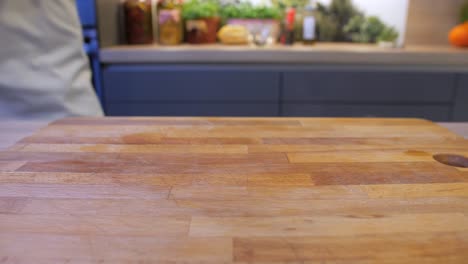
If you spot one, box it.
[1,117,468,263]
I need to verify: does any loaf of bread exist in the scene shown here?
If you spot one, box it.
[217,25,250,45]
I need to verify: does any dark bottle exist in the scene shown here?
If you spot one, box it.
[302,0,319,45]
[123,0,153,45]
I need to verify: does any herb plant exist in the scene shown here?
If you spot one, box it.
[182,0,219,20]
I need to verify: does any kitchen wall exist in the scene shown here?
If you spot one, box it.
[405,0,466,46]
[97,0,121,47]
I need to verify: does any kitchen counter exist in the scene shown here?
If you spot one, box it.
[100,43,468,68]
[1,117,468,262]
[98,48,468,120]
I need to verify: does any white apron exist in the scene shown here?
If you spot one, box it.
[0,0,103,120]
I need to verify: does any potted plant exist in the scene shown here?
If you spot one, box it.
[344,15,399,47]
[221,3,282,45]
[344,16,386,43]
[182,0,220,44]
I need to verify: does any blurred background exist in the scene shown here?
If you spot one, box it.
[4,0,468,121]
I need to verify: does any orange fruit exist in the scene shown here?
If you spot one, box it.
[449,22,468,47]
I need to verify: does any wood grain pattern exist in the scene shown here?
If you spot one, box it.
[233,233,468,263]
[190,213,468,237]
[1,117,468,263]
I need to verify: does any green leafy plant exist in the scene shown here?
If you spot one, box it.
[272,0,400,43]
[377,26,399,42]
[329,0,363,41]
[270,0,308,10]
[220,3,243,19]
[182,0,219,20]
[344,15,389,43]
[343,15,365,41]
[220,3,281,20]
[255,5,282,19]
[461,1,468,23]
[314,0,362,41]
[315,4,339,41]
[361,16,386,42]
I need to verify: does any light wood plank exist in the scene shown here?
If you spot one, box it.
[0,172,193,186]
[33,123,460,139]
[288,150,468,163]
[0,234,232,263]
[3,197,468,217]
[234,233,468,263]
[0,161,26,172]
[363,183,468,198]
[0,184,169,200]
[0,215,190,236]
[21,143,248,154]
[170,185,368,200]
[190,213,468,237]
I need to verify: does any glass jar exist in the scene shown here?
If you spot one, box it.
[123,0,153,44]
[158,8,183,45]
[157,0,183,45]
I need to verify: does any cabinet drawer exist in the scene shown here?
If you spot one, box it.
[454,74,468,121]
[107,103,278,117]
[282,104,451,121]
[283,71,455,103]
[104,66,280,102]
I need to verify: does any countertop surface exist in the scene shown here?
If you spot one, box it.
[100,43,468,68]
[1,117,468,263]
[2,119,467,150]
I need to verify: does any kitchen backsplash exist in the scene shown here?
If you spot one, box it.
[405,0,466,46]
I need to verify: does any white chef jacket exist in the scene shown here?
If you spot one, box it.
[0,0,103,121]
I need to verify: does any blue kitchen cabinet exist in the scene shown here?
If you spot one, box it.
[454,74,468,121]
[281,70,456,121]
[106,103,278,116]
[282,71,455,103]
[282,104,451,120]
[102,65,465,121]
[103,65,281,116]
